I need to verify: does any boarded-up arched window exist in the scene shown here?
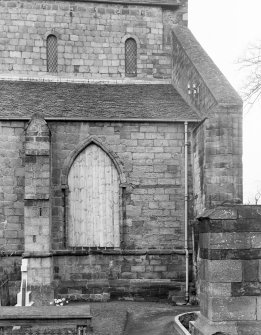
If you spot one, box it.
[68,144,120,248]
[125,38,137,76]
[47,34,58,72]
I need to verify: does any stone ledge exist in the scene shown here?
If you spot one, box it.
[52,248,190,256]
[0,248,190,258]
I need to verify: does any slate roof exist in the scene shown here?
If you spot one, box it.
[0,81,200,121]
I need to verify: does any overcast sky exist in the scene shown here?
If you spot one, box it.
[188,0,261,203]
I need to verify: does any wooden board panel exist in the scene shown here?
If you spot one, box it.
[68,144,120,247]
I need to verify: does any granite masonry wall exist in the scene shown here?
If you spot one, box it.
[192,205,261,335]
[0,0,187,80]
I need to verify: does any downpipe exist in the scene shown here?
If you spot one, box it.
[184,121,189,303]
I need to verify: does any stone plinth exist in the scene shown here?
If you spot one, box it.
[192,205,261,335]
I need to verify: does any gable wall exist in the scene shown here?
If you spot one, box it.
[0,0,185,80]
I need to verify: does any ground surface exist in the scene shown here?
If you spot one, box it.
[82,301,198,335]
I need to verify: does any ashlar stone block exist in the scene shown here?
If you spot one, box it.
[210,296,257,322]
[207,260,242,283]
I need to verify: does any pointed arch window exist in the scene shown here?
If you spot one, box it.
[46,34,58,73]
[125,38,137,77]
[68,144,120,248]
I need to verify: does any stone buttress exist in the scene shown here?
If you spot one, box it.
[23,114,53,305]
[191,205,261,335]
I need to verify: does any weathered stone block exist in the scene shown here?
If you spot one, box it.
[251,233,261,248]
[131,265,145,273]
[232,282,261,297]
[210,297,257,321]
[200,281,231,297]
[237,321,261,335]
[153,265,167,272]
[207,260,242,283]
[242,260,259,282]
[208,232,251,249]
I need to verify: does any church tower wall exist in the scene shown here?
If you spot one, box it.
[0,0,187,81]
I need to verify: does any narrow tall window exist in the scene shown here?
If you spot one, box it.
[47,35,58,72]
[68,144,120,248]
[125,38,137,76]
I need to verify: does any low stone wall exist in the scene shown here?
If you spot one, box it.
[53,250,188,301]
[192,204,261,335]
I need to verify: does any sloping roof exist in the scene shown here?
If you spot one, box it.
[172,25,242,107]
[0,81,200,121]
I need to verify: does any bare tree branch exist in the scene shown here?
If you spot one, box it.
[237,41,261,107]
[255,190,261,205]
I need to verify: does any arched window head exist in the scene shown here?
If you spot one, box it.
[68,143,120,248]
[125,38,137,77]
[46,34,58,73]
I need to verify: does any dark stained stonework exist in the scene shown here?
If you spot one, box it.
[198,219,261,234]
[200,248,261,260]
[231,282,261,297]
